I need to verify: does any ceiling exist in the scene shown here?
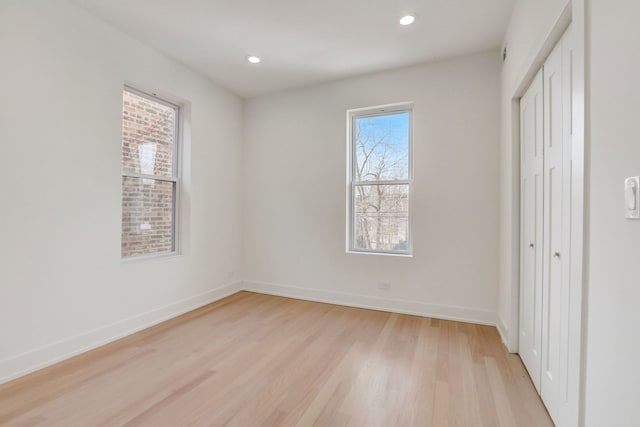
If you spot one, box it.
[72,0,515,98]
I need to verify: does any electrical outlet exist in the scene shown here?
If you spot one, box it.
[377,282,391,291]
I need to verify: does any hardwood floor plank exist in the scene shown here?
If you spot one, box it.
[0,292,552,426]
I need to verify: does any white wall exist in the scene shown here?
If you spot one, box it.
[243,53,501,324]
[583,0,640,424]
[498,0,570,345]
[0,0,244,382]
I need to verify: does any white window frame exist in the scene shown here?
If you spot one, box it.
[346,102,414,256]
[121,85,181,260]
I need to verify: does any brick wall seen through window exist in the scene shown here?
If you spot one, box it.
[121,88,179,258]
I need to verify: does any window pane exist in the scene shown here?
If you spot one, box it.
[354,184,409,252]
[354,112,409,181]
[122,90,176,178]
[122,176,174,258]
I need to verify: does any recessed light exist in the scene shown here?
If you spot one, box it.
[247,55,261,64]
[399,15,416,26]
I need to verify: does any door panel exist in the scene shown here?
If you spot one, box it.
[541,28,573,424]
[519,69,544,392]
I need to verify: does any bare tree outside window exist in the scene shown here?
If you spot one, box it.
[349,108,412,254]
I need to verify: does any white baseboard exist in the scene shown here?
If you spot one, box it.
[0,281,243,385]
[243,280,496,326]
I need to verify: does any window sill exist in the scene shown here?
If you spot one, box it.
[346,250,413,258]
[121,251,182,264]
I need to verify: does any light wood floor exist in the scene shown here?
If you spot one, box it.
[0,292,552,427]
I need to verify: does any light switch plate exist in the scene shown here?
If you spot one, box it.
[625,176,640,219]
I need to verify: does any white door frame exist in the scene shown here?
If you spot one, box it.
[507,1,586,426]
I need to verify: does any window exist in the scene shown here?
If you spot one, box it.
[347,104,412,255]
[121,87,180,258]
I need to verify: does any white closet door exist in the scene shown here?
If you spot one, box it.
[519,69,544,393]
[519,24,576,426]
[541,26,573,424]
